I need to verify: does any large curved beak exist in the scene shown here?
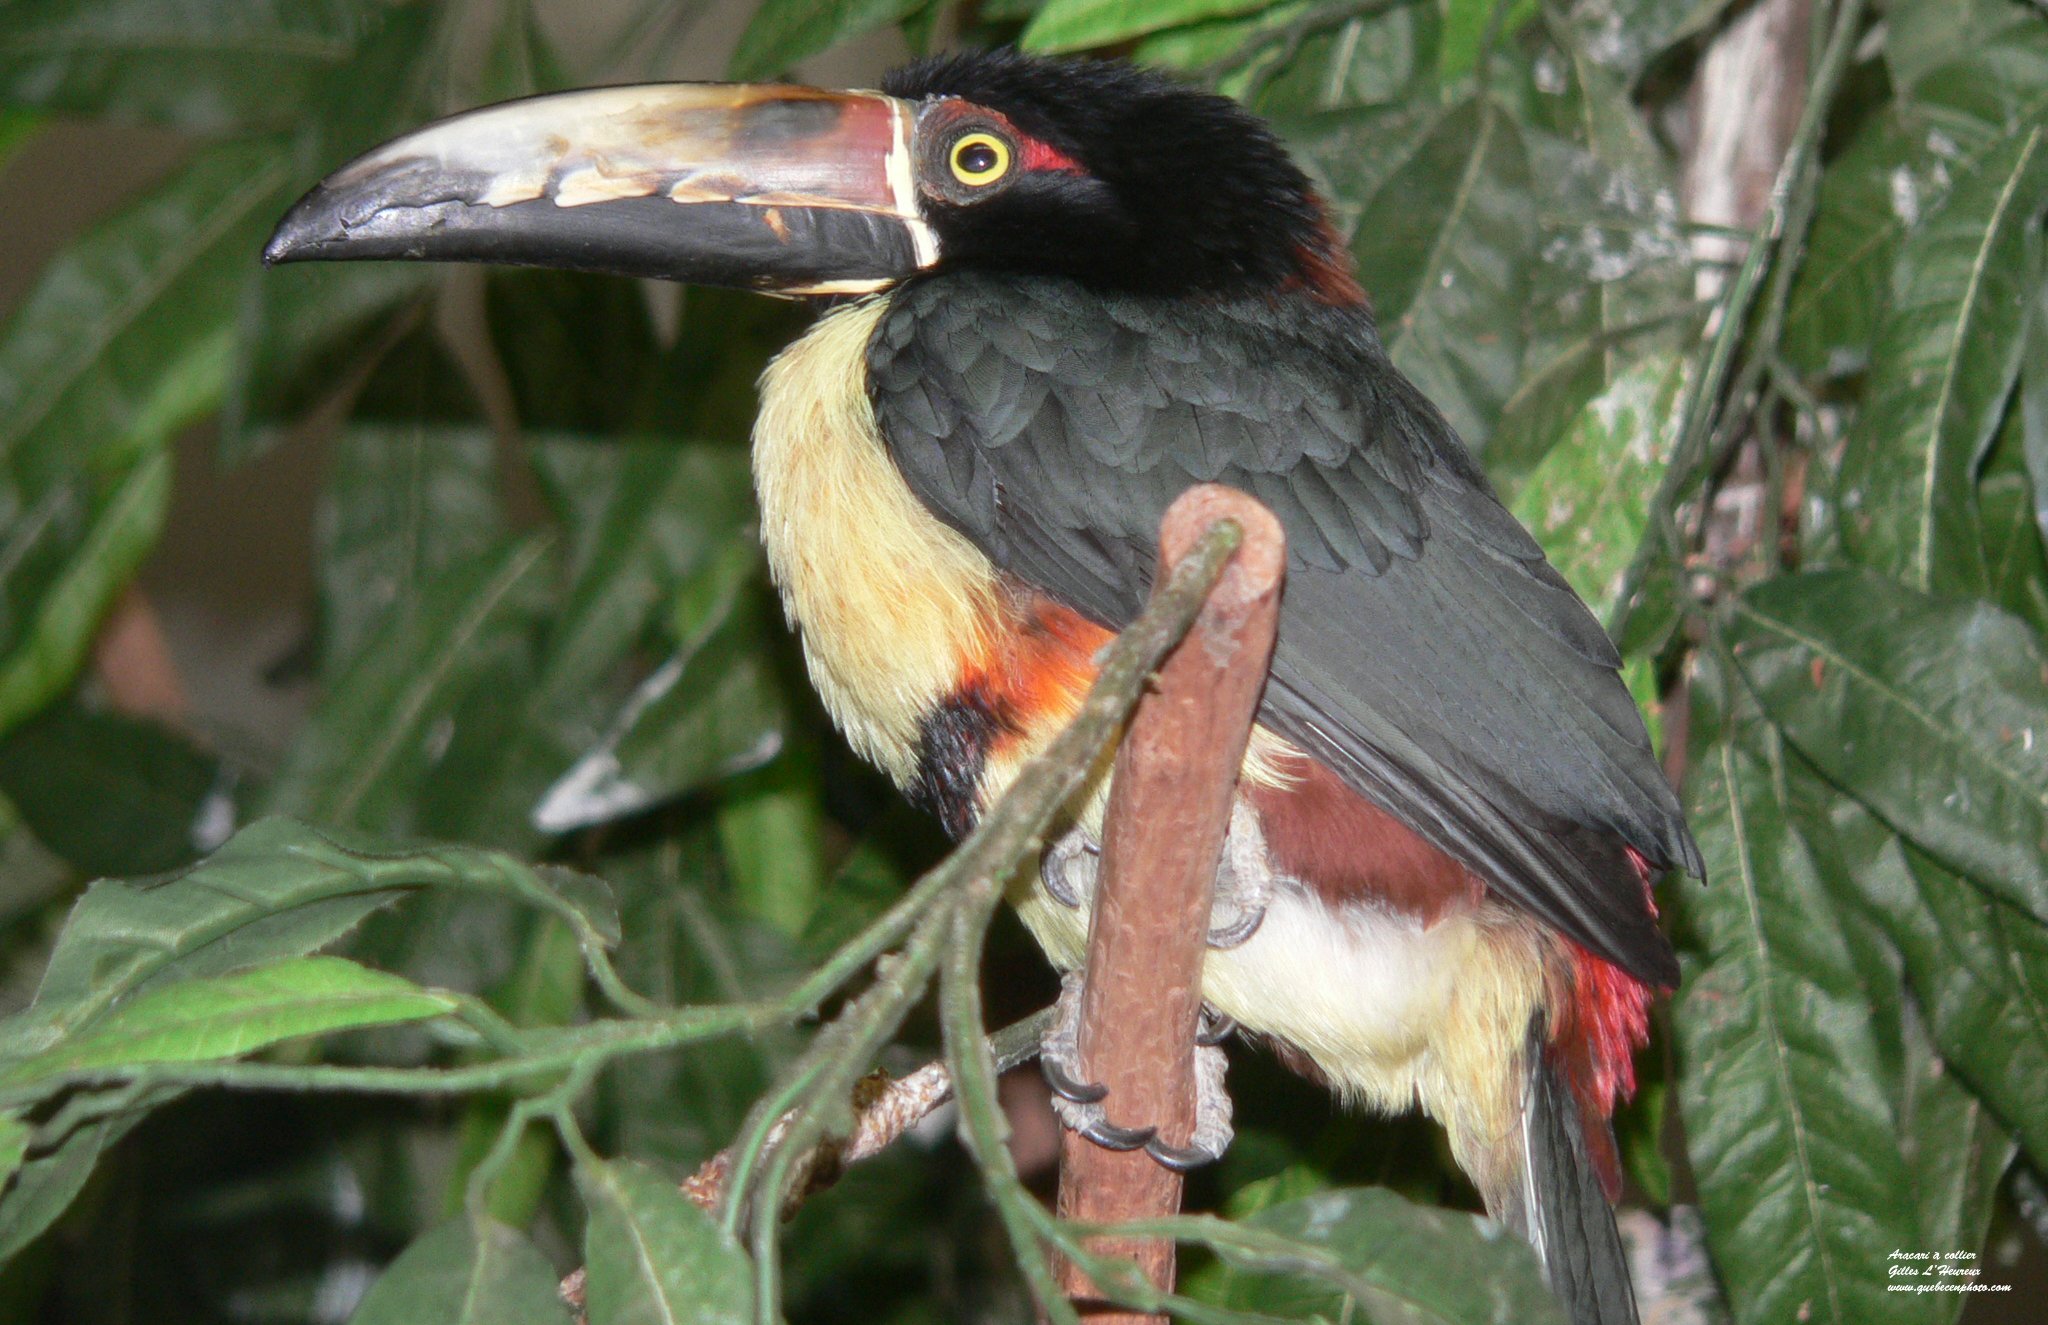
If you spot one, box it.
[264,84,937,296]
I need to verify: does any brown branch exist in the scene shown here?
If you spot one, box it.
[1054,485,1285,1318]
[559,1012,1050,1316]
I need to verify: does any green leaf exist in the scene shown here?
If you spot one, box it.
[1784,26,2048,375]
[534,542,783,833]
[221,264,436,465]
[317,425,505,675]
[0,701,219,876]
[0,1112,27,1190]
[1674,656,1924,1325]
[1981,466,2048,640]
[1838,124,2048,595]
[1356,99,1535,450]
[2021,220,2048,546]
[0,449,170,739]
[529,440,754,716]
[1,816,616,1060]
[576,1156,753,1325]
[1892,1025,2014,1319]
[716,750,828,939]
[1884,0,2037,100]
[1511,352,1685,616]
[0,136,293,737]
[729,0,929,78]
[1438,0,1535,81]
[349,1218,570,1325]
[0,1097,164,1262]
[0,0,378,133]
[1179,1187,1566,1324]
[1726,568,2048,924]
[1852,830,2048,1170]
[0,136,289,474]
[0,956,451,1090]
[267,538,553,834]
[1021,0,1265,52]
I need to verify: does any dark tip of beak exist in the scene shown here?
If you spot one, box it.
[263,191,336,266]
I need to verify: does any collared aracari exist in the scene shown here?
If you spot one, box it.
[266,50,1700,1325]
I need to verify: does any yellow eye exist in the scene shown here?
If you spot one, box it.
[949,132,1011,186]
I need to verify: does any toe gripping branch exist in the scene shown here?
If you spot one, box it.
[1049,485,1285,1316]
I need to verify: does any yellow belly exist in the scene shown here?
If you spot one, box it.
[752,297,1001,789]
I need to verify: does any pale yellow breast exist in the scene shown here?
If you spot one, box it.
[752,297,1001,788]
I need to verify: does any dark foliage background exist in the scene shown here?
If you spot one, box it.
[0,0,2043,1322]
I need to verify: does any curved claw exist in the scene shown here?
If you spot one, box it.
[1205,904,1267,950]
[1040,837,1098,910]
[1145,1136,1221,1172]
[1041,1054,1108,1105]
[1081,1118,1157,1151]
[1195,1011,1237,1047]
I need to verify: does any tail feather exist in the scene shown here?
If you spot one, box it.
[1519,1013,1640,1325]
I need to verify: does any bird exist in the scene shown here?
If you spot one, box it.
[265,49,1700,1325]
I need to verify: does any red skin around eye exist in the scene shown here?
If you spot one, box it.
[1019,136,1084,174]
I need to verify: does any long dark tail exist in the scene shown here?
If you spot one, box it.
[1517,1014,1640,1325]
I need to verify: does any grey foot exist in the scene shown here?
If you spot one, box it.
[1039,809,1272,951]
[1041,830,1098,910]
[1039,971,1235,1171]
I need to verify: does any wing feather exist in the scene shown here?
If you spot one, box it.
[868,273,1697,984]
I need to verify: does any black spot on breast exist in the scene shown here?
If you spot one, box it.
[909,689,1006,839]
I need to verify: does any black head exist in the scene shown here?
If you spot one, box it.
[884,51,1362,302]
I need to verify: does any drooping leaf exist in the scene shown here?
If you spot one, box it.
[534,541,783,833]
[266,538,553,835]
[0,136,290,476]
[1180,1186,1566,1324]
[1892,1017,2015,1318]
[576,1155,753,1325]
[0,450,170,739]
[1849,829,2048,1170]
[1674,655,1925,1325]
[0,700,219,876]
[1727,568,2048,923]
[1784,25,2048,375]
[729,0,932,78]
[0,956,451,1091]
[1837,123,2048,595]
[349,1218,570,1325]
[1354,98,1535,449]
[0,0,379,133]
[0,135,294,738]
[317,425,505,675]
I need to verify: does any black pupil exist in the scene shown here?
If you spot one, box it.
[958,141,998,175]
